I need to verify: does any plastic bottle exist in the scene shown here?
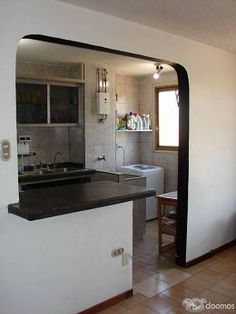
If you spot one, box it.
[137,114,143,130]
[126,112,133,130]
[133,112,138,130]
[146,114,151,130]
[141,114,147,130]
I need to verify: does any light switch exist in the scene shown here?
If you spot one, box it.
[0,140,11,161]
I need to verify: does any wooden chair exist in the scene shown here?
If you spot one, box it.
[157,191,177,254]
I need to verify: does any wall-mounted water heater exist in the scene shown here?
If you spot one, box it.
[96,92,110,115]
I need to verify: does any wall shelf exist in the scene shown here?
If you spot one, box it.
[116,129,152,132]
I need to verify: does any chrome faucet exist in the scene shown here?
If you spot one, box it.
[97,155,106,161]
[53,152,65,168]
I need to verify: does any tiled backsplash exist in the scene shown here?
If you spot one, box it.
[115,71,179,192]
[17,126,84,166]
[84,64,116,171]
[139,72,179,192]
[115,75,141,168]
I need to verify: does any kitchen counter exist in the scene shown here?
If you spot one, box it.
[19,167,96,185]
[8,181,156,221]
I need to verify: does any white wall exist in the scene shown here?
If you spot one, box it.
[1,202,132,314]
[0,0,236,310]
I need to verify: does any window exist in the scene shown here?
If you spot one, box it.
[50,85,79,124]
[16,83,47,124]
[16,81,83,125]
[155,86,179,150]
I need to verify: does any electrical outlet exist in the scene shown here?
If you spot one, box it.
[111,247,124,257]
[0,140,11,161]
[122,252,129,266]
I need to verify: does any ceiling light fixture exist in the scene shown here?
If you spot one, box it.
[153,64,163,80]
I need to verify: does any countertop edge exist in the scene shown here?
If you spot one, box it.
[8,189,156,221]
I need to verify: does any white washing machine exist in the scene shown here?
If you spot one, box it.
[119,164,164,220]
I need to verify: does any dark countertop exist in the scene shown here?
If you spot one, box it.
[8,181,156,221]
[19,167,96,185]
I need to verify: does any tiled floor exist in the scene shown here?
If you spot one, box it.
[99,221,236,313]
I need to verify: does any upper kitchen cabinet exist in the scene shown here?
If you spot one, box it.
[16,61,85,126]
[16,82,47,124]
[50,85,79,124]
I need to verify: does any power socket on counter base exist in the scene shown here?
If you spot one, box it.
[122,252,129,266]
[111,248,130,266]
[111,247,124,257]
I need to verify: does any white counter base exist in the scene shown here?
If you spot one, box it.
[0,202,133,314]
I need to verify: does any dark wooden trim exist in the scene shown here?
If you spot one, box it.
[23,35,170,64]
[78,289,133,314]
[22,34,190,266]
[185,239,236,267]
[185,252,213,267]
[175,64,189,267]
[146,217,158,222]
[213,239,236,254]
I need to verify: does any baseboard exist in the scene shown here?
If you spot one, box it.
[146,217,158,223]
[185,239,236,267]
[78,289,133,314]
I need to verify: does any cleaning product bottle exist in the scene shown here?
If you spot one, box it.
[146,114,151,130]
[133,112,138,130]
[136,113,143,130]
[141,114,147,130]
[127,112,133,130]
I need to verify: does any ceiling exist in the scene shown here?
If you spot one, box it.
[59,0,236,53]
[17,39,174,76]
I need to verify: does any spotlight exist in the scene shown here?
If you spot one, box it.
[153,64,163,80]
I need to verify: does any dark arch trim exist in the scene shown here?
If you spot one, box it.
[24,34,189,266]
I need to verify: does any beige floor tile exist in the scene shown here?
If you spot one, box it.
[168,310,215,314]
[135,255,158,266]
[194,269,226,284]
[124,303,157,314]
[155,268,191,286]
[179,276,213,292]
[212,308,236,314]
[144,293,182,314]
[196,258,216,268]
[121,293,148,309]
[167,310,192,314]
[133,289,139,295]
[133,270,153,284]
[98,304,128,313]
[196,288,231,304]
[144,262,175,275]
[223,273,236,285]
[133,277,170,298]
[210,280,236,298]
[225,262,236,273]
[229,297,236,306]
[184,263,206,275]
[206,261,233,274]
[161,284,197,302]
[216,255,236,265]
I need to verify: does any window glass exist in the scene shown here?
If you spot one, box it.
[157,87,179,149]
[16,83,47,124]
[50,85,78,123]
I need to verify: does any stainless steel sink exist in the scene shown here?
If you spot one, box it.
[20,169,53,177]
[19,167,81,177]
[49,167,80,173]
